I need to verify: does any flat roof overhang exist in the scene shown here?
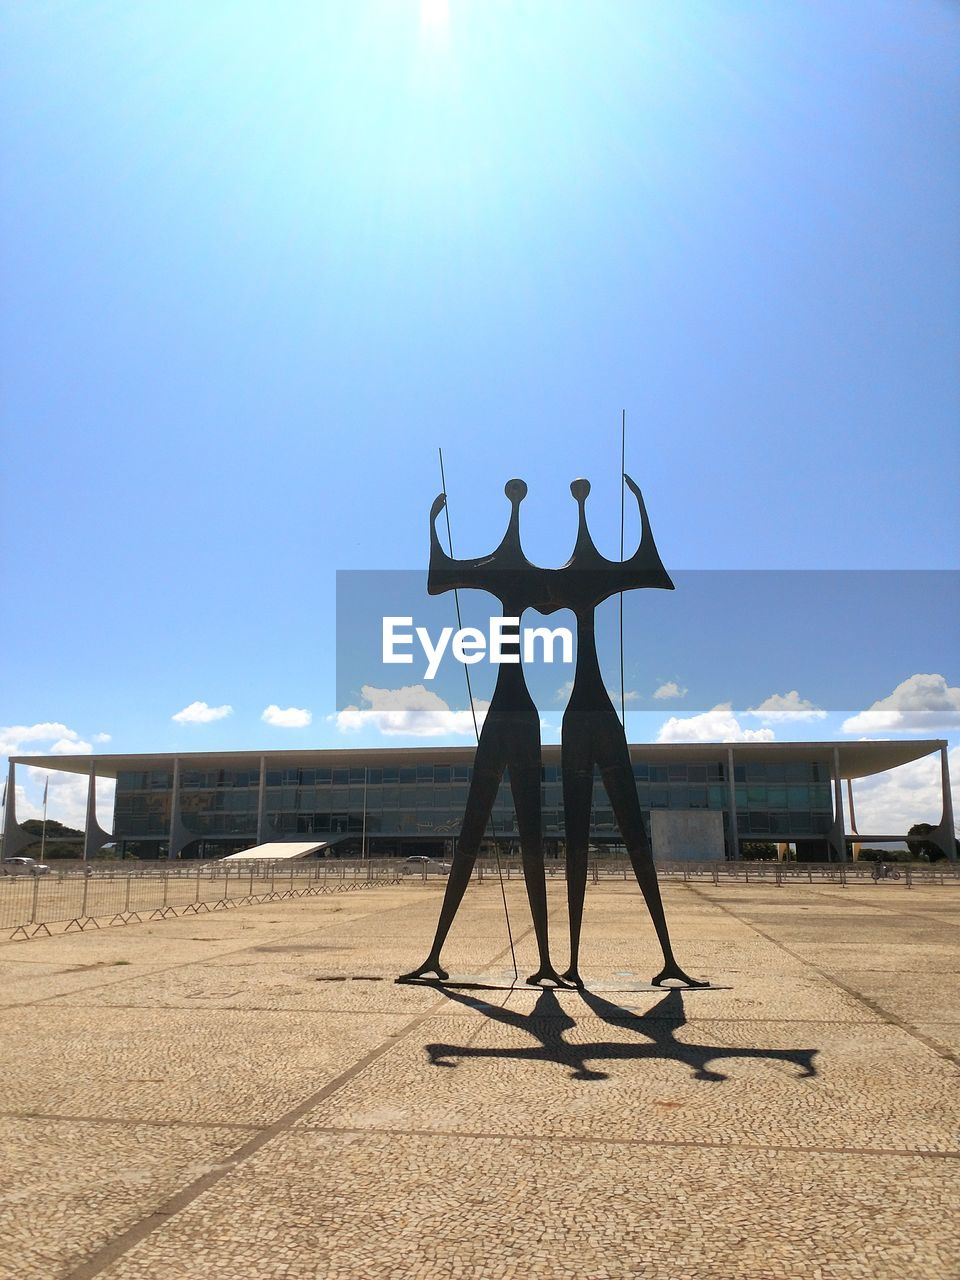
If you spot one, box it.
[220,841,335,862]
[10,739,946,782]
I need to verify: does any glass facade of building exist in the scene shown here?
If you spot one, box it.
[113,754,835,859]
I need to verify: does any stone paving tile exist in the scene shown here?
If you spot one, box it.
[0,957,177,1009]
[46,962,449,1015]
[858,967,960,1016]
[210,939,528,975]
[0,1005,404,1126]
[501,971,882,1022]
[787,942,960,974]
[915,1023,960,1056]
[0,1115,243,1280]
[832,970,960,1023]
[298,1008,958,1154]
[94,1130,959,1280]
[1,880,956,1280]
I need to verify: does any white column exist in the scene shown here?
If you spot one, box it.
[939,744,956,862]
[2,760,32,860]
[167,758,181,859]
[1,761,13,859]
[361,767,368,860]
[256,756,267,844]
[726,747,740,860]
[1,760,13,858]
[831,746,847,862]
[847,778,861,861]
[83,762,98,863]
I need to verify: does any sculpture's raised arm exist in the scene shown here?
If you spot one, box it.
[427,480,533,599]
[427,490,491,596]
[620,473,675,591]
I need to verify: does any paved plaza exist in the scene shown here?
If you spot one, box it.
[0,877,957,1279]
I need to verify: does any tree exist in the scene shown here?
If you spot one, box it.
[740,841,778,861]
[19,819,84,859]
[21,819,83,839]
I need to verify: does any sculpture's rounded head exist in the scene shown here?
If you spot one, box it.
[570,478,591,502]
[505,478,528,503]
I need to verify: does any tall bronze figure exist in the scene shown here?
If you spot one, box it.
[398,480,565,987]
[542,477,706,988]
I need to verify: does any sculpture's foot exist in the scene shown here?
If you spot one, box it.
[560,967,585,989]
[397,960,449,984]
[651,964,709,989]
[526,965,570,989]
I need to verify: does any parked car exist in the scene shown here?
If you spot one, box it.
[1,856,51,876]
[401,856,451,875]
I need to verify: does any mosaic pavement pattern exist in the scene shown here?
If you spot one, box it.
[0,878,957,1279]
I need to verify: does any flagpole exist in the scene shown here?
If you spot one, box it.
[40,776,49,864]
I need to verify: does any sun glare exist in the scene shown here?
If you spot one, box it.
[420,0,450,33]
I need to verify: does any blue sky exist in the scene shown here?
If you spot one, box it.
[1,1,957,830]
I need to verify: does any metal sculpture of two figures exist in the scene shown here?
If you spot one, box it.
[398,477,707,991]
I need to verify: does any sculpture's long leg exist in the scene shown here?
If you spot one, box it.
[599,738,708,988]
[398,724,504,983]
[560,725,593,987]
[511,742,565,987]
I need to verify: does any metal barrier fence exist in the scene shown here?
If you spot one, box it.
[1,857,955,940]
[0,860,403,939]
[474,858,958,886]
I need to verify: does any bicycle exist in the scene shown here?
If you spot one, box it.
[871,862,901,881]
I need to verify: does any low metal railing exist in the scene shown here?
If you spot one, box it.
[0,859,403,939]
[1,856,954,940]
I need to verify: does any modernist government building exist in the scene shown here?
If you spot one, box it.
[3,738,956,863]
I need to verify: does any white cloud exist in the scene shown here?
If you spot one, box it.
[653,681,688,701]
[556,680,637,705]
[745,691,827,723]
[93,732,112,743]
[11,783,40,822]
[261,704,312,729]
[656,703,776,744]
[851,747,959,838]
[0,722,82,758]
[334,685,488,737]
[842,674,960,735]
[50,737,92,754]
[172,701,233,724]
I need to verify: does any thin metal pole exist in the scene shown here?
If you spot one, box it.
[438,449,480,743]
[437,447,517,980]
[618,409,626,727]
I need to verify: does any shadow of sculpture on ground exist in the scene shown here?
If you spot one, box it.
[424,985,818,1083]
